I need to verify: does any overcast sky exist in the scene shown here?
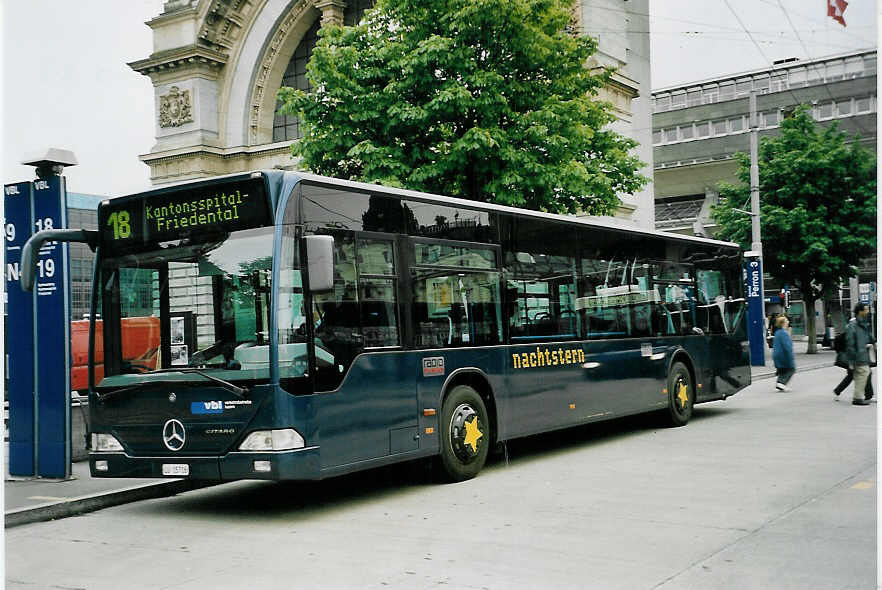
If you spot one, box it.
[1,0,877,198]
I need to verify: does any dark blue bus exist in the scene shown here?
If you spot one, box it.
[23,171,750,482]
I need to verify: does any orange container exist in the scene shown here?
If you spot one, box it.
[70,317,160,392]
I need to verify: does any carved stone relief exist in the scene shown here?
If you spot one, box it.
[199,0,254,52]
[159,86,194,127]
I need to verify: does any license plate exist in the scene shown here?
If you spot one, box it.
[162,463,189,476]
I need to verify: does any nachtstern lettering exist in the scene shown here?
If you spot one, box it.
[146,190,246,233]
[511,346,585,369]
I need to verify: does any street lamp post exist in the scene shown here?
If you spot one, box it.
[745,91,766,366]
[749,92,763,260]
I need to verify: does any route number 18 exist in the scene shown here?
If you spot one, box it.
[107,211,131,239]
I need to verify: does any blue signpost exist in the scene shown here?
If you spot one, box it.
[4,175,71,478]
[34,176,72,478]
[5,181,36,476]
[744,253,766,367]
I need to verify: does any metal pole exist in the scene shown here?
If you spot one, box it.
[749,92,762,258]
[748,92,766,366]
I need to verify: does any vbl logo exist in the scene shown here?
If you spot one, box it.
[191,400,223,414]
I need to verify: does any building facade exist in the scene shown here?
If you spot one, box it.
[66,193,104,319]
[652,49,876,235]
[651,49,877,335]
[131,0,655,228]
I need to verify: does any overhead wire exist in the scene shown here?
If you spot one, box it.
[774,0,874,137]
[754,0,877,46]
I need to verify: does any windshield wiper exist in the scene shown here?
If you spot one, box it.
[96,379,182,404]
[149,368,249,398]
[96,369,249,403]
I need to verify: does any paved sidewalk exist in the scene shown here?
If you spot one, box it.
[750,338,836,381]
[4,447,202,528]
[4,340,839,528]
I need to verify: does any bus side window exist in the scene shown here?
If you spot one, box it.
[412,269,501,348]
[357,239,399,348]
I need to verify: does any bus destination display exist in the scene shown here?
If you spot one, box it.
[100,176,271,247]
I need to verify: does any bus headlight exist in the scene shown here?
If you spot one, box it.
[238,429,305,451]
[92,433,124,452]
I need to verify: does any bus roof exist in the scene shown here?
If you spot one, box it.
[290,172,741,250]
[111,170,740,250]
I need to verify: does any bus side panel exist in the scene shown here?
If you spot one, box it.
[415,347,508,450]
[503,339,668,439]
[315,352,419,470]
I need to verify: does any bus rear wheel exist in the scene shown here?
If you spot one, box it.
[438,385,490,482]
[666,361,694,427]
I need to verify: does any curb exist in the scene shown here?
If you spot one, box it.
[5,479,211,529]
[751,361,835,381]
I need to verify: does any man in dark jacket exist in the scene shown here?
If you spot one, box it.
[834,324,873,401]
[845,302,876,406]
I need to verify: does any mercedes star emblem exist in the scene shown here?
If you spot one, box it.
[162,419,186,451]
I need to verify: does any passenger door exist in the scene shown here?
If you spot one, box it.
[311,233,418,467]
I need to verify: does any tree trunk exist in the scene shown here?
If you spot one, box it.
[804,291,818,354]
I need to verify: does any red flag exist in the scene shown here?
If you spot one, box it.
[828,0,847,26]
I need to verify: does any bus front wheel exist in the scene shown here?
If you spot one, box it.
[438,385,490,482]
[666,361,694,427]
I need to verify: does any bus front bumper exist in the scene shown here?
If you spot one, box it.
[89,447,321,481]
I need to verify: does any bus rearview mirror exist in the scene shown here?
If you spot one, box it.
[305,235,334,292]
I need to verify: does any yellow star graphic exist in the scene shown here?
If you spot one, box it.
[677,382,689,409]
[463,416,483,454]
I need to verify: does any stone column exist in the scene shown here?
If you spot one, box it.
[315,0,347,26]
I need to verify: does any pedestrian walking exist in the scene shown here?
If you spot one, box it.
[772,315,795,391]
[833,325,873,401]
[845,302,876,406]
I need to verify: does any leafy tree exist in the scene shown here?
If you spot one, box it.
[278,0,647,214]
[712,106,876,353]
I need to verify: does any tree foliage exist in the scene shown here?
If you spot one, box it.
[712,106,876,351]
[278,0,647,214]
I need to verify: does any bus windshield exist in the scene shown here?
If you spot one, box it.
[97,226,297,387]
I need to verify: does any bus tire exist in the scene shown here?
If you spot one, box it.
[438,385,490,482]
[666,361,694,427]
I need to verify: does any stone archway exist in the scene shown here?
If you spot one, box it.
[240,0,320,148]
[130,0,654,232]
[130,0,340,184]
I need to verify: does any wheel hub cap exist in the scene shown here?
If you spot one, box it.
[676,378,689,410]
[450,403,483,462]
